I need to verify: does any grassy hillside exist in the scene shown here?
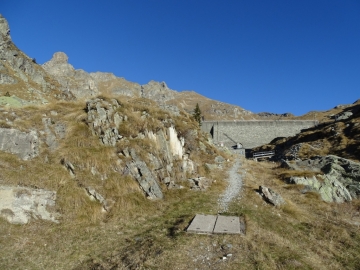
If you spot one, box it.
[2,155,359,269]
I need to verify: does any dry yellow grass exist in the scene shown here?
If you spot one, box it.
[1,96,360,269]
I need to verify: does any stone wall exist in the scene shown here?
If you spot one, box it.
[201,120,317,148]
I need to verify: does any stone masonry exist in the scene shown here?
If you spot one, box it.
[201,120,317,148]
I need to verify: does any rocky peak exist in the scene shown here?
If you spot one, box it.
[0,14,10,40]
[42,52,75,77]
[141,80,176,103]
[51,52,69,63]
[42,51,98,98]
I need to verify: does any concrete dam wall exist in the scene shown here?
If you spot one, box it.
[201,120,317,148]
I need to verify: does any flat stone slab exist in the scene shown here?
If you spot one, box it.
[213,215,242,234]
[187,215,245,234]
[187,214,217,234]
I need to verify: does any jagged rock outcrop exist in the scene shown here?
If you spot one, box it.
[43,52,99,99]
[85,97,202,198]
[0,128,39,160]
[140,81,176,103]
[0,186,58,224]
[0,14,72,103]
[284,155,360,202]
[86,98,123,146]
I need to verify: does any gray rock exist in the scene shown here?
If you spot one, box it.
[286,155,360,202]
[0,186,59,224]
[126,149,163,199]
[0,14,10,40]
[0,128,39,160]
[140,80,176,103]
[188,177,212,191]
[42,118,66,150]
[61,158,75,178]
[334,111,353,121]
[259,186,285,206]
[290,175,352,203]
[85,187,112,211]
[86,98,123,146]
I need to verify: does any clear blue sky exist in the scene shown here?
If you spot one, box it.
[2,0,360,115]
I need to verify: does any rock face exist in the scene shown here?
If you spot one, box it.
[126,149,163,199]
[285,155,360,203]
[0,128,39,160]
[86,98,123,146]
[0,186,58,224]
[85,97,200,199]
[42,117,66,151]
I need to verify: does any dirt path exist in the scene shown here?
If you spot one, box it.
[218,157,243,213]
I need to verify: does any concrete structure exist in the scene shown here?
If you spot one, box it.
[187,214,217,234]
[213,216,243,234]
[187,214,245,234]
[201,120,317,148]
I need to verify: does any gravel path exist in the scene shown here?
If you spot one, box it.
[218,158,243,213]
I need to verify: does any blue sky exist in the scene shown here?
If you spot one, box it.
[2,0,360,115]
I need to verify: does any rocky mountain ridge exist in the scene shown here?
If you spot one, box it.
[0,14,230,225]
[0,15,72,105]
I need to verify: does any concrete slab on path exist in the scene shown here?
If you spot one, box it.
[213,215,242,234]
[187,214,245,234]
[187,214,217,234]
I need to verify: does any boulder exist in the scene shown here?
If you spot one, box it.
[0,186,59,224]
[259,186,285,206]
